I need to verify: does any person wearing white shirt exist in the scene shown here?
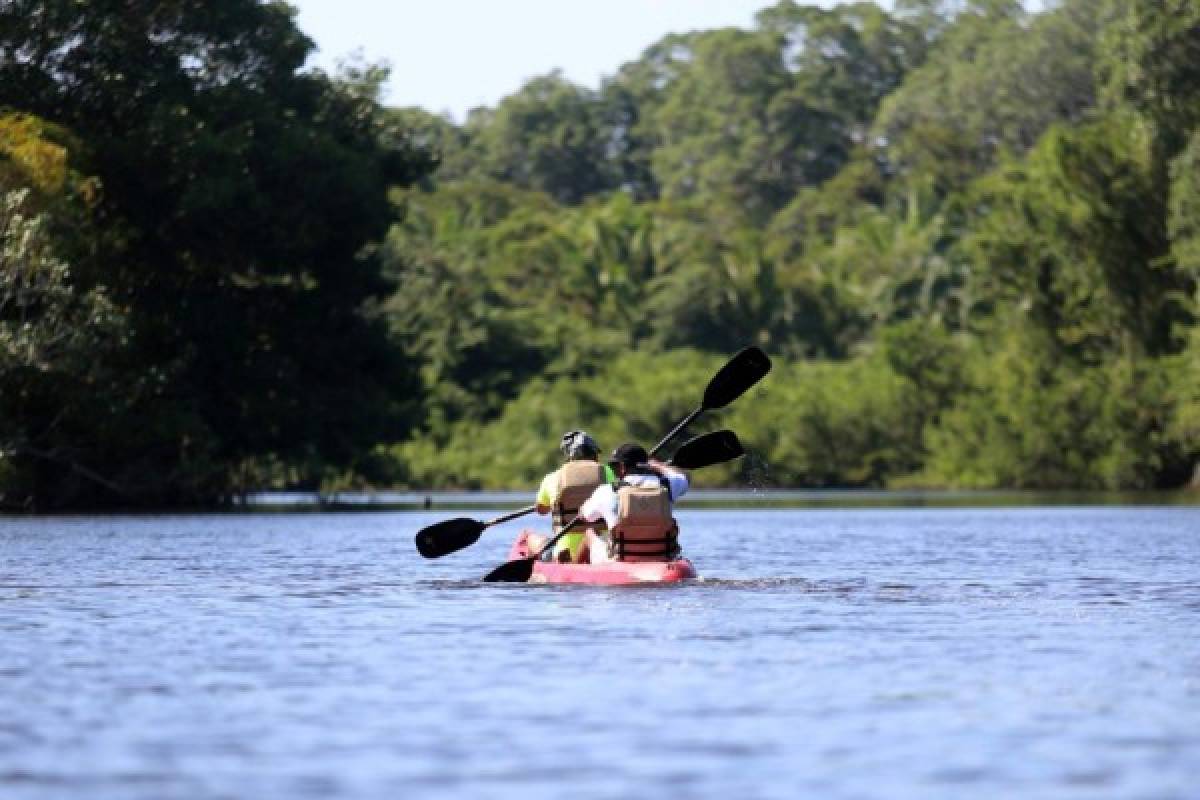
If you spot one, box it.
[578,442,689,564]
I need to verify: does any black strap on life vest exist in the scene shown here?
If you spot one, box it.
[611,521,679,560]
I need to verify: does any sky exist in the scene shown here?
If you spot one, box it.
[288,0,828,121]
[289,0,1048,122]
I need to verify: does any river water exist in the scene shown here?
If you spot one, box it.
[1,506,1197,799]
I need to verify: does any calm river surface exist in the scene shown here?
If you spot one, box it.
[1,506,1197,799]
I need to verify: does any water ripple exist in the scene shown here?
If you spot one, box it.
[0,507,1195,800]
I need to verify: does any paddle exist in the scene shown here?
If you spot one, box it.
[415,429,743,560]
[415,505,536,559]
[482,430,744,583]
[415,346,767,561]
[668,429,743,470]
[649,346,771,456]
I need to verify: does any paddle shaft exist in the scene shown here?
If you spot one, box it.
[648,347,770,458]
[486,505,537,527]
[649,408,703,459]
[528,515,585,562]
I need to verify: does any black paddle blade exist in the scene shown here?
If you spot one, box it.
[670,430,744,469]
[415,518,486,558]
[703,346,772,410]
[482,556,536,583]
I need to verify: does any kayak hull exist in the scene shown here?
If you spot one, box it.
[507,530,697,585]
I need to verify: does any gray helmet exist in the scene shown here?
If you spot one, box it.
[559,430,600,460]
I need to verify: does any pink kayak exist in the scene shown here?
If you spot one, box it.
[507,530,697,585]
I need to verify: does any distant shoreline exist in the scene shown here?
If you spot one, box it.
[4,489,1196,516]
[239,488,1200,512]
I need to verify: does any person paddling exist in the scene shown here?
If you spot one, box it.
[577,442,689,564]
[527,430,616,563]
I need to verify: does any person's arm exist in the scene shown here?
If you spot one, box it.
[648,459,689,499]
[535,472,556,515]
[579,485,618,529]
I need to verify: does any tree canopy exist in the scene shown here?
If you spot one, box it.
[373,0,1199,493]
[0,0,434,507]
[2,0,1198,506]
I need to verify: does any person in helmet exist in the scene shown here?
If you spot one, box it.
[528,430,616,563]
[577,442,689,564]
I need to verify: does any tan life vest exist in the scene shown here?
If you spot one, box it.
[552,461,608,532]
[610,482,679,562]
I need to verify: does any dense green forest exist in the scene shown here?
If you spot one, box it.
[2,0,1199,509]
